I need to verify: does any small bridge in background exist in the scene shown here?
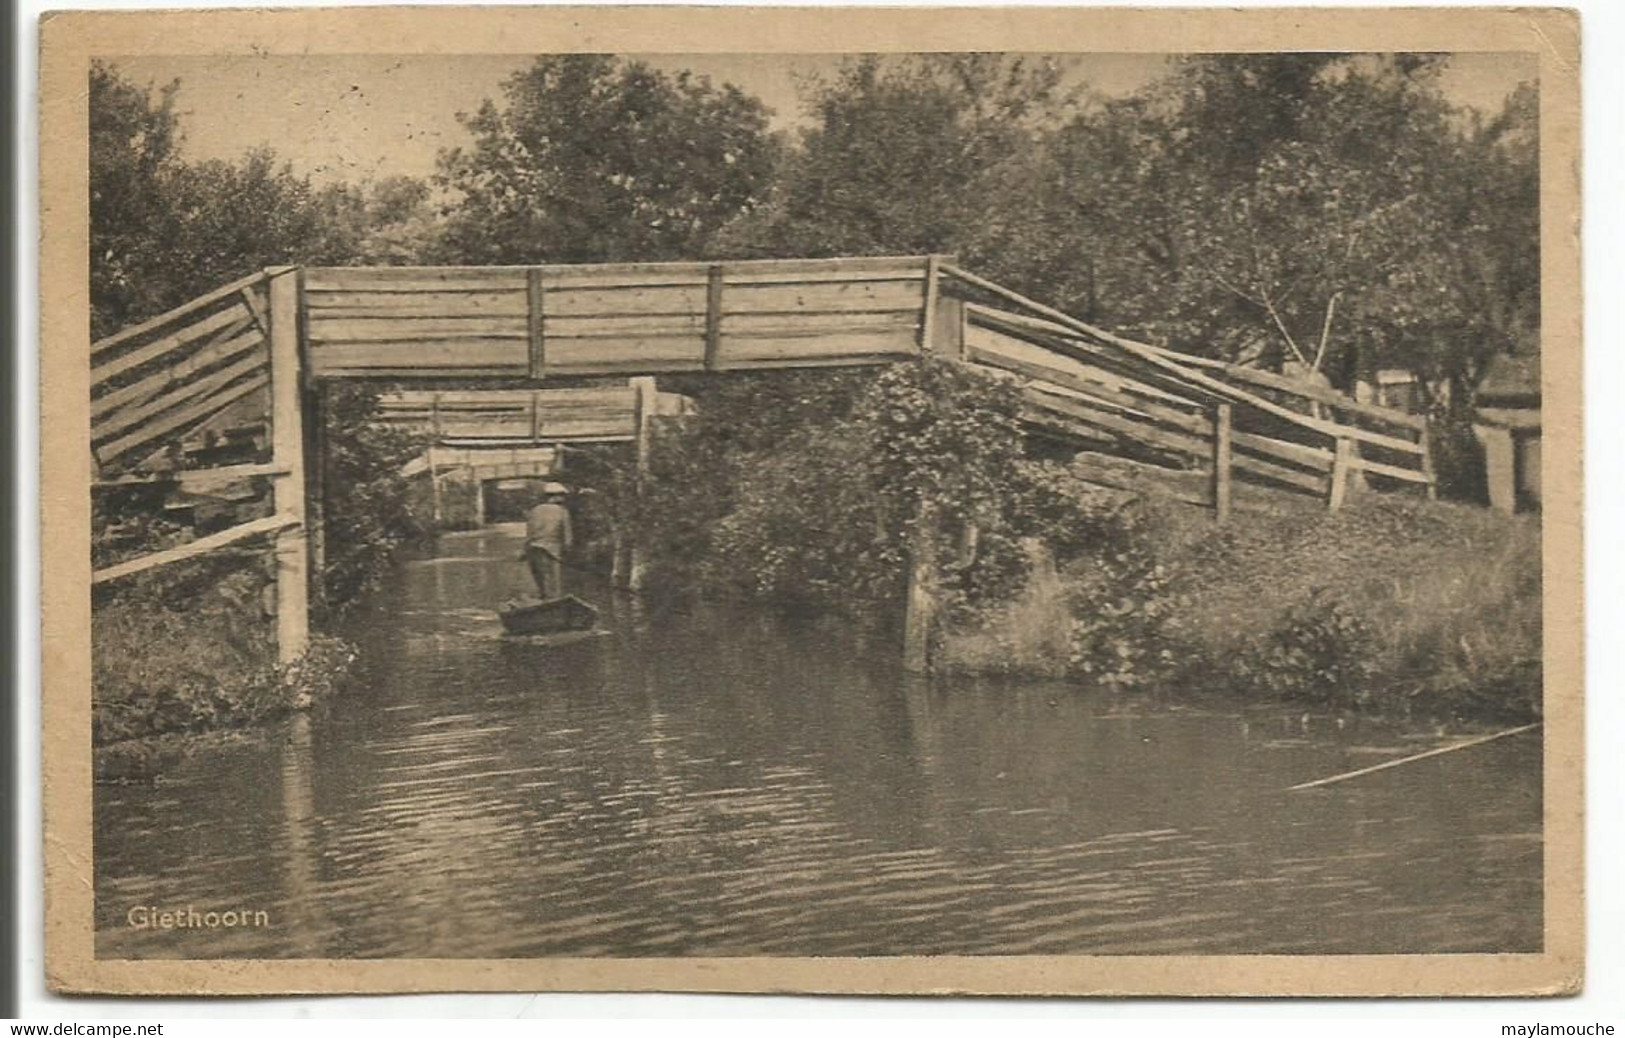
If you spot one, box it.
[89,255,1434,669]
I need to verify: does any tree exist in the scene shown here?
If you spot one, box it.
[436,55,778,264]
[716,54,1071,276]
[89,62,375,338]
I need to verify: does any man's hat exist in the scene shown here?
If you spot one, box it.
[541,482,569,496]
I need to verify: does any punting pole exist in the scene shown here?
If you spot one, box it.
[1285,722,1541,792]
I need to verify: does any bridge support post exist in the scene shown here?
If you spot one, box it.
[1212,401,1233,523]
[613,376,659,591]
[268,267,309,664]
[902,498,939,673]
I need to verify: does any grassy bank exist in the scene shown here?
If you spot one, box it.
[91,555,358,779]
[941,489,1541,724]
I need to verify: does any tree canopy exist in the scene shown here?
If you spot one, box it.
[435,55,779,264]
[92,52,1539,418]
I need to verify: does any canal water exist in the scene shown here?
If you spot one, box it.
[95,525,1542,959]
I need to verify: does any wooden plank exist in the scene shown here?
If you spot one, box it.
[95,373,268,463]
[92,462,289,490]
[91,328,264,419]
[302,268,528,292]
[269,267,309,664]
[1068,451,1212,509]
[542,283,708,317]
[721,278,927,314]
[948,281,1403,451]
[1176,354,1430,432]
[1229,428,1335,472]
[965,311,1209,409]
[93,350,269,442]
[1025,388,1210,460]
[91,270,269,356]
[306,316,529,342]
[91,305,255,386]
[1233,451,1330,495]
[239,285,270,338]
[308,341,529,374]
[1213,402,1233,523]
[722,269,926,287]
[721,329,918,362]
[91,513,298,585]
[527,268,546,380]
[704,264,724,371]
[543,314,708,338]
[303,291,529,317]
[381,387,634,409]
[542,336,707,368]
[973,345,1211,437]
[721,312,920,337]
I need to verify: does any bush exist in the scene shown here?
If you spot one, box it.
[1228,590,1379,707]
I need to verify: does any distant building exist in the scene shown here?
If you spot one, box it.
[1473,353,1541,514]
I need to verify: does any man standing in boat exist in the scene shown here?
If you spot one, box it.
[522,482,573,600]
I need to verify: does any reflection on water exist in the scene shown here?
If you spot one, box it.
[95,525,1542,959]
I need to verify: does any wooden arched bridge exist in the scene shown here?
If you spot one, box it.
[90,255,1434,668]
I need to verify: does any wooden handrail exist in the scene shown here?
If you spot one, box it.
[91,513,297,584]
[91,270,274,357]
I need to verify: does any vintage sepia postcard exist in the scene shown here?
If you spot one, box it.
[39,5,1582,997]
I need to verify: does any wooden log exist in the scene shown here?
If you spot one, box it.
[1213,402,1233,523]
[704,263,724,371]
[269,268,309,664]
[902,498,939,673]
[1329,437,1353,512]
[527,268,547,380]
[91,513,298,585]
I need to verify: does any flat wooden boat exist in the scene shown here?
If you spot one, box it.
[497,594,600,636]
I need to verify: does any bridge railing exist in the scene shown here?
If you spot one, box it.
[302,256,935,380]
[934,265,1435,516]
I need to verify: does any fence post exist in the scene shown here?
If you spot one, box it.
[267,267,309,664]
[902,498,939,673]
[1329,436,1353,512]
[1419,423,1438,500]
[1212,401,1233,523]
